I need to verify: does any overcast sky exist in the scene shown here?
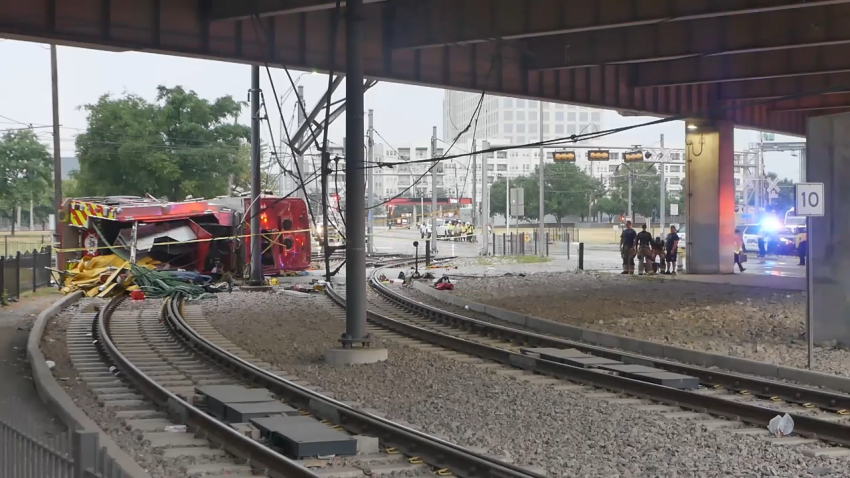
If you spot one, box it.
[0,40,803,180]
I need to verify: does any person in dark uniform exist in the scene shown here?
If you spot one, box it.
[733,228,746,273]
[635,224,654,275]
[619,220,638,275]
[651,236,666,274]
[664,225,680,275]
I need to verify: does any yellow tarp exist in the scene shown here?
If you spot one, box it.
[60,254,160,298]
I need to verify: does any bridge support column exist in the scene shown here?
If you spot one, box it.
[684,120,736,274]
[805,114,850,345]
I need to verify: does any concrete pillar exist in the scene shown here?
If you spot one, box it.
[806,113,850,345]
[684,120,736,274]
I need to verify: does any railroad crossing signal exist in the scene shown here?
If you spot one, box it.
[587,150,610,161]
[552,151,576,162]
[766,177,781,194]
[623,150,644,162]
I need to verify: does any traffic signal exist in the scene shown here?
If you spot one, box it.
[623,151,644,162]
[619,215,625,222]
[552,151,576,162]
[587,150,610,161]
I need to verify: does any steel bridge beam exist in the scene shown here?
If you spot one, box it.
[390,0,850,51]
[526,3,850,71]
[207,0,387,21]
[632,45,850,87]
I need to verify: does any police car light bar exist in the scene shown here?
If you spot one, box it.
[552,151,576,162]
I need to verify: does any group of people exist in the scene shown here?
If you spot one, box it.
[418,220,476,242]
[619,221,680,275]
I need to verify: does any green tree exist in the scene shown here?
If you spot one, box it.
[74,86,250,201]
[0,130,53,235]
[594,195,623,222]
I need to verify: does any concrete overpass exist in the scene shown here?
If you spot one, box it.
[2,0,849,343]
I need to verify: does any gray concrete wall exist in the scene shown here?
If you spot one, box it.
[807,114,850,345]
[685,120,736,274]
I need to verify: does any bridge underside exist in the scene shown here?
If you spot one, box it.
[6,0,850,135]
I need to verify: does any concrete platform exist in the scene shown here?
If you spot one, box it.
[324,347,388,366]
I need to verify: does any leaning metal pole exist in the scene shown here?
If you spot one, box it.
[343,0,368,347]
[249,66,263,286]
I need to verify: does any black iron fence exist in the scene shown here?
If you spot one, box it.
[1,247,53,303]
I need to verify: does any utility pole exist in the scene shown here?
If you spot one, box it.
[366,109,374,255]
[506,157,510,237]
[341,0,370,350]
[481,140,490,254]
[430,126,438,254]
[296,86,306,200]
[538,100,545,256]
[626,171,635,222]
[248,66,263,286]
[50,44,63,270]
[659,133,666,233]
[471,140,477,226]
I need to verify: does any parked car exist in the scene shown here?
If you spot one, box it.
[770,226,798,256]
[425,219,447,238]
[741,224,760,252]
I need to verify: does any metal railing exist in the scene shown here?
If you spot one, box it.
[0,403,126,477]
[1,247,53,302]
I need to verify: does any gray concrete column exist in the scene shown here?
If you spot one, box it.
[684,120,736,274]
[806,114,850,345]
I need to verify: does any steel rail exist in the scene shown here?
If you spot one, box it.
[164,293,543,478]
[95,295,320,478]
[369,266,850,414]
[337,262,850,449]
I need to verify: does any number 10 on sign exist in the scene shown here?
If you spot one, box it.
[795,183,824,216]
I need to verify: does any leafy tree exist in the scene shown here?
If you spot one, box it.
[489,162,600,224]
[0,130,53,235]
[594,195,623,222]
[74,86,250,201]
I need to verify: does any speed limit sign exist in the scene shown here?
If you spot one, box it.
[795,183,824,216]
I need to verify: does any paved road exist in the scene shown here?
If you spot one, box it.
[368,227,805,278]
[0,293,66,437]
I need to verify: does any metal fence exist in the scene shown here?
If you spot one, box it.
[0,406,126,477]
[1,247,53,302]
[491,232,555,257]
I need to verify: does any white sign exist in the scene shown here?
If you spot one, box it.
[670,204,679,216]
[795,183,824,216]
[766,177,781,194]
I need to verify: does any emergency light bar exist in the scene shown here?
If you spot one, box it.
[587,150,610,161]
[624,151,644,162]
[552,151,576,162]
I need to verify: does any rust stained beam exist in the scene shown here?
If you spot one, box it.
[526,3,850,70]
[392,0,850,50]
[765,92,850,112]
[633,44,850,87]
[715,73,850,101]
[207,0,386,21]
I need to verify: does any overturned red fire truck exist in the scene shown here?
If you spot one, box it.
[58,195,311,275]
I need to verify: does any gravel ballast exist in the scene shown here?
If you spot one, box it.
[434,270,850,376]
[203,289,843,477]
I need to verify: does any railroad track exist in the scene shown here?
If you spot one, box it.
[75,291,545,478]
[325,260,850,460]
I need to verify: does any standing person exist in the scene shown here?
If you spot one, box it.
[619,220,637,275]
[420,222,427,239]
[757,226,767,258]
[651,236,666,275]
[664,225,680,275]
[733,228,746,273]
[636,224,653,275]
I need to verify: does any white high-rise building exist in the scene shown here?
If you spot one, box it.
[442,91,606,146]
